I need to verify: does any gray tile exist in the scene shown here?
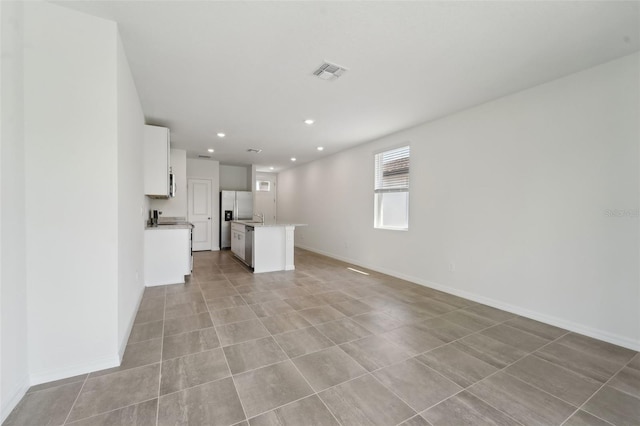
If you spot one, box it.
[248,395,339,426]
[422,391,517,426]
[158,377,245,426]
[26,373,87,394]
[224,337,288,374]
[143,286,166,298]
[129,320,164,343]
[609,366,640,398]
[261,312,312,334]
[241,291,281,305]
[273,326,335,358]
[164,300,208,320]
[314,291,355,305]
[352,312,403,334]
[202,285,241,299]
[431,292,476,309]
[164,312,213,337]
[416,344,497,388]
[234,361,314,418]
[283,295,325,310]
[293,346,367,391]
[162,327,220,360]
[480,324,549,353]
[134,307,164,325]
[452,334,528,369]
[463,305,515,322]
[330,299,375,316]
[398,415,432,426]
[563,410,612,426]
[410,298,458,316]
[90,338,162,378]
[249,300,296,317]
[272,287,311,299]
[468,371,575,426]
[139,295,165,311]
[160,348,230,395]
[555,333,636,366]
[67,364,160,422]
[319,374,416,426]
[583,385,640,426]
[381,324,447,356]
[536,342,622,383]
[217,319,271,346]
[210,305,258,325]
[165,291,205,307]
[628,353,640,371]
[439,310,497,332]
[4,381,83,426]
[298,306,346,325]
[316,317,373,345]
[165,282,201,294]
[373,358,462,412]
[414,318,474,343]
[67,399,157,426]
[505,355,601,406]
[503,316,567,341]
[206,295,247,311]
[340,335,409,371]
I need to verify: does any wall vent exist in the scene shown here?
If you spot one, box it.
[313,62,347,81]
[247,148,262,153]
[197,155,211,159]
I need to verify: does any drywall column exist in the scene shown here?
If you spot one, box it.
[0,1,28,421]
[24,1,120,382]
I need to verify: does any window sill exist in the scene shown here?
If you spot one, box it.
[374,226,408,232]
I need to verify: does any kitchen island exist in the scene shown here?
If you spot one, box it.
[231,221,306,273]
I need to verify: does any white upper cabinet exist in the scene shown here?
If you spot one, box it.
[144,125,170,198]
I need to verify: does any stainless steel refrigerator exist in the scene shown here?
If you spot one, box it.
[220,190,253,249]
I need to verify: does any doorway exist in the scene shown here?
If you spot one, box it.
[188,178,212,251]
[254,173,277,224]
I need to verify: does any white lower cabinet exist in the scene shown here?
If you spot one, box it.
[231,223,246,261]
[144,228,191,286]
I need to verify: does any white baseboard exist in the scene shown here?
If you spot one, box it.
[119,286,145,360]
[296,244,640,351]
[1,375,29,424]
[29,354,120,387]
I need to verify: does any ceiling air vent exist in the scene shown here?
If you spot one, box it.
[247,148,262,153]
[198,155,211,159]
[313,62,347,81]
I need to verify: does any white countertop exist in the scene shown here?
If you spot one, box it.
[145,222,194,230]
[233,220,307,228]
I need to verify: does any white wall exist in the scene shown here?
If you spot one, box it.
[220,164,249,191]
[187,159,220,250]
[149,148,187,218]
[24,1,121,382]
[278,53,640,350]
[0,1,28,421]
[116,34,146,356]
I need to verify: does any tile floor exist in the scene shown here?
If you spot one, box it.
[5,249,640,426]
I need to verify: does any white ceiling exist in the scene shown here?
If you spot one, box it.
[56,1,639,172]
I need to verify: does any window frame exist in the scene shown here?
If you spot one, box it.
[373,144,410,231]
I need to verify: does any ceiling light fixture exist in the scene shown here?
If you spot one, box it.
[317,146,324,151]
[269,167,274,170]
[207,148,214,153]
[291,157,297,162]
[304,119,314,125]
[217,132,225,138]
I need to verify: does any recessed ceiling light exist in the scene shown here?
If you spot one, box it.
[207,148,214,153]
[304,119,314,125]
[317,146,324,151]
[291,157,297,162]
[217,132,225,138]
[269,167,274,170]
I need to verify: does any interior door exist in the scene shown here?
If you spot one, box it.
[255,175,277,224]
[188,178,212,251]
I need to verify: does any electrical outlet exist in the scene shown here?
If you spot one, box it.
[449,262,456,272]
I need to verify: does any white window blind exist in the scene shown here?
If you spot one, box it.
[374,146,410,193]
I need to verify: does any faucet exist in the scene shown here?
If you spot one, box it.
[254,212,265,224]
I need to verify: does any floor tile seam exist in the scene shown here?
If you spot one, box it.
[461,332,577,426]
[63,396,159,425]
[501,368,581,410]
[266,330,345,426]
[133,318,165,327]
[161,325,218,342]
[60,373,89,425]
[526,351,608,387]
[25,376,88,396]
[220,330,250,422]
[560,358,631,426]
[497,321,571,343]
[363,370,421,422]
[550,333,637,366]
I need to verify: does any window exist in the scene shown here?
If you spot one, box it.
[374,145,410,230]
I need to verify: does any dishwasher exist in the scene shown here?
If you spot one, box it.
[245,225,254,268]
